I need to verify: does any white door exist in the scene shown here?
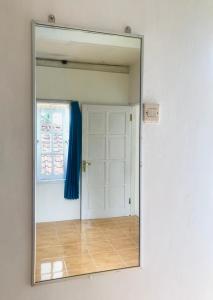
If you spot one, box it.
[81,104,132,219]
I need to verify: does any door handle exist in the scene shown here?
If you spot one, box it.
[82,160,91,172]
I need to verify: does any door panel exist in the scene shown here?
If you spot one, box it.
[108,161,124,186]
[108,137,125,159]
[108,188,125,209]
[88,188,105,209]
[82,104,132,219]
[88,136,105,159]
[88,162,105,186]
[88,111,106,134]
[108,112,126,134]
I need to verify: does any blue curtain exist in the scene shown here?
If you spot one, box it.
[64,101,82,199]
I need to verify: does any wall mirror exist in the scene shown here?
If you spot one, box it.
[32,21,142,283]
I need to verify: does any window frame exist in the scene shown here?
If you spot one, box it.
[36,101,70,182]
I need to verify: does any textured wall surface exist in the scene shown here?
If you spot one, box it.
[0,0,213,299]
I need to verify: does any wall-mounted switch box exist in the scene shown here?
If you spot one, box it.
[143,103,160,123]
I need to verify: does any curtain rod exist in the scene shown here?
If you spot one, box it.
[36,58,130,74]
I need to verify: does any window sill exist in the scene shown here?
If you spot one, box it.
[37,179,65,184]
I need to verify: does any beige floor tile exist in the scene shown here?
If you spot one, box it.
[36,237,60,247]
[35,216,139,280]
[63,244,88,257]
[67,266,97,276]
[36,245,64,260]
[64,255,96,274]
[110,238,138,250]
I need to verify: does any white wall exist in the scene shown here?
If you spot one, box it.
[1,1,213,300]
[129,63,140,104]
[36,182,81,222]
[37,66,129,104]
[36,66,129,222]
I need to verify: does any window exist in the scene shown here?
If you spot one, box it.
[37,102,70,181]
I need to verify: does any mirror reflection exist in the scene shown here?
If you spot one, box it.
[33,24,141,283]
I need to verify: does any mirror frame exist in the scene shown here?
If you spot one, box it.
[32,20,144,285]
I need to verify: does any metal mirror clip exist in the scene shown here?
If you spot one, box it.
[124,26,132,34]
[48,14,56,24]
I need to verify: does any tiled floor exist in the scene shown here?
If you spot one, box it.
[35,216,139,282]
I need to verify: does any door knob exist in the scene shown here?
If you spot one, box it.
[82,160,91,172]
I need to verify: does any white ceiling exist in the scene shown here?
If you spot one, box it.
[35,26,141,66]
